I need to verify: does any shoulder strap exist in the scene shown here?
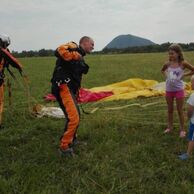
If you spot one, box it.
[6,66,17,80]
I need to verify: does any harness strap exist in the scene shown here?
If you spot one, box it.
[7,78,12,107]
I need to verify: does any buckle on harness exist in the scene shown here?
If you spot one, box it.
[56,80,62,86]
[64,78,70,83]
[56,78,71,86]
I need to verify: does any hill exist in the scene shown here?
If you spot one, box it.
[104,34,156,49]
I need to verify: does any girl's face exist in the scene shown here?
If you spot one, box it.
[169,50,179,62]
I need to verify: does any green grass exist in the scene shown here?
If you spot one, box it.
[1,52,194,194]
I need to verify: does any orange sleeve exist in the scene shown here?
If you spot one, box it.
[57,42,81,61]
[0,48,22,70]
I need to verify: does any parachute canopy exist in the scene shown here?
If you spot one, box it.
[45,78,192,103]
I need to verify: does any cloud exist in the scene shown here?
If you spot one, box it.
[0,0,194,51]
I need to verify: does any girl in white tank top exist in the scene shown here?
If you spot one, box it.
[161,44,194,137]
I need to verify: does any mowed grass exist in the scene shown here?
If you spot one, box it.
[1,52,194,194]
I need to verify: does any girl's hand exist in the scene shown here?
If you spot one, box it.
[164,70,169,78]
[181,74,185,79]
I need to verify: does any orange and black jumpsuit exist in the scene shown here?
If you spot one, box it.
[0,48,22,125]
[51,42,89,150]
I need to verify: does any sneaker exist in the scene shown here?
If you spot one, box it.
[164,128,172,134]
[59,147,74,157]
[72,139,79,146]
[71,139,87,147]
[0,124,4,129]
[179,130,186,138]
[178,153,189,160]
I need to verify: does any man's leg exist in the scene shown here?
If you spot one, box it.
[0,84,4,127]
[58,84,80,150]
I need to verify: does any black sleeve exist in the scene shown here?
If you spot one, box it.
[81,61,89,74]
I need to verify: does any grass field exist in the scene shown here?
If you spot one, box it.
[1,52,194,194]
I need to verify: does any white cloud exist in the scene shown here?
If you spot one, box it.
[0,0,194,51]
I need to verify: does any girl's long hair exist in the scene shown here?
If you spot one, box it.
[169,43,184,62]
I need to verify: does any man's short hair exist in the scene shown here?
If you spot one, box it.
[79,36,92,44]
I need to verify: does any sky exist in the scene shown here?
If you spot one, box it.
[1,0,194,52]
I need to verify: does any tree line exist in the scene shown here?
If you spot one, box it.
[102,42,194,54]
[12,42,194,58]
[12,49,54,58]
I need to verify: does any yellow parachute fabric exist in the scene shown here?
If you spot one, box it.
[89,78,192,102]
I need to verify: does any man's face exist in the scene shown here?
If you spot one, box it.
[0,40,7,49]
[83,39,94,54]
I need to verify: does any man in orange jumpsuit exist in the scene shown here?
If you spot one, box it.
[0,34,22,128]
[51,36,94,155]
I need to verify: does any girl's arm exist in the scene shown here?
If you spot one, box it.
[183,61,194,77]
[161,63,168,77]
